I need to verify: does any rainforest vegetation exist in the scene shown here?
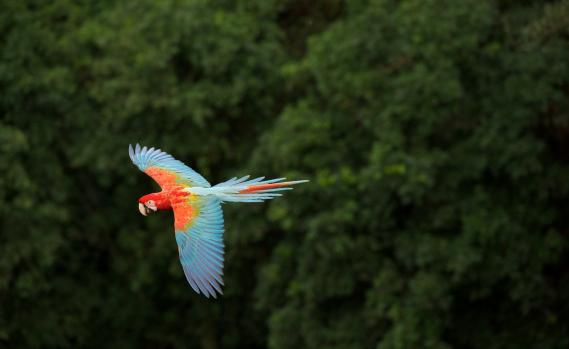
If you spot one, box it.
[2,0,569,348]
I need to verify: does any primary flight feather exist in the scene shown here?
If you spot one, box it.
[129,144,308,298]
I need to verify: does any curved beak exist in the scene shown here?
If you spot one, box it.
[138,202,149,216]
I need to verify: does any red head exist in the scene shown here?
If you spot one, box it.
[138,192,171,216]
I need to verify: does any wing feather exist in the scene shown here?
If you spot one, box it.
[129,143,210,189]
[173,195,225,298]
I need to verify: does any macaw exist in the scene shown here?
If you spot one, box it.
[129,144,307,298]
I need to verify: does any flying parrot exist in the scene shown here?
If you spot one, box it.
[129,144,308,298]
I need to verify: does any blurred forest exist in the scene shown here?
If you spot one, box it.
[2,0,569,348]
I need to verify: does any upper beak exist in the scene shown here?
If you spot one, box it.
[138,203,149,216]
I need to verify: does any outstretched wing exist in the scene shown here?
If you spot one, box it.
[129,143,210,190]
[173,195,225,298]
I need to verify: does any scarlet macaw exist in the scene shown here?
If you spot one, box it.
[129,144,307,298]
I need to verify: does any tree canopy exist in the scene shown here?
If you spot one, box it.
[1,1,569,348]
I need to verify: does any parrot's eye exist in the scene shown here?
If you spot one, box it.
[147,200,154,206]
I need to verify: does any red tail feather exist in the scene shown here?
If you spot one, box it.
[239,182,293,194]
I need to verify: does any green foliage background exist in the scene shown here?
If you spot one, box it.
[2,0,569,348]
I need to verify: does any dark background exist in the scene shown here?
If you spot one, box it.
[2,0,569,348]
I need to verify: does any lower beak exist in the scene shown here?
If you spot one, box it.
[138,203,149,216]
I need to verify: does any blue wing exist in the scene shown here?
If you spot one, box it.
[174,195,225,298]
[129,143,211,188]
